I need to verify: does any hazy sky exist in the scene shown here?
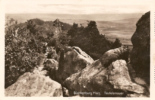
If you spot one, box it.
[4,0,151,14]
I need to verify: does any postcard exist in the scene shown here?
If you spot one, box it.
[0,0,155,99]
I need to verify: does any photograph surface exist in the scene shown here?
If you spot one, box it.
[4,0,150,97]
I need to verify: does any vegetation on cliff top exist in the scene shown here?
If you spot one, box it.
[5,18,121,88]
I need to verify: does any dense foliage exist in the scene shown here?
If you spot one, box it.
[5,18,71,88]
[68,21,114,59]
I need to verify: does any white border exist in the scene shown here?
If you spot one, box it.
[0,0,155,100]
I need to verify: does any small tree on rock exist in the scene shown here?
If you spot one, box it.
[111,38,122,49]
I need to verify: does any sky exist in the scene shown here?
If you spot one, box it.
[4,0,151,14]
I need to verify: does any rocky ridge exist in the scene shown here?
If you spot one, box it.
[5,46,149,97]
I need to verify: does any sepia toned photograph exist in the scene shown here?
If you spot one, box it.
[4,0,150,97]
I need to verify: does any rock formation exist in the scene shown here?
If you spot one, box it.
[5,68,63,97]
[130,12,150,84]
[62,47,146,97]
[108,60,145,94]
[56,46,94,83]
[5,46,149,97]
[64,59,146,97]
[99,46,129,67]
[5,13,150,97]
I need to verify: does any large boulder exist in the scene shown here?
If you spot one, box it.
[63,47,146,97]
[99,46,129,67]
[5,69,63,97]
[56,46,94,83]
[130,12,150,84]
[108,60,145,94]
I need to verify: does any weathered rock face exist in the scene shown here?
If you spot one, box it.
[64,59,146,97]
[5,69,63,97]
[130,12,150,84]
[62,47,146,97]
[5,45,149,97]
[56,46,94,83]
[99,46,129,67]
[64,59,111,97]
[108,60,145,94]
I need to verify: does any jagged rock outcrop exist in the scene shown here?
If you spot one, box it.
[130,12,150,84]
[63,47,146,97]
[5,68,63,97]
[108,60,145,94]
[99,46,129,67]
[56,46,94,83]
[5,45,149,97]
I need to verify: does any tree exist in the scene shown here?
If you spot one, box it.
[67,23,78,37]
[27,20,39,51]
[111,38,122,49]
[84,21,99,36]
[68,21,113,59]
